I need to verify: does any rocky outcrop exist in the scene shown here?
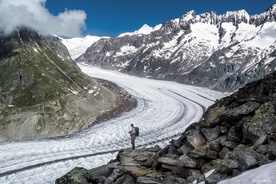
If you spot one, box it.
[56,71,276,183]
[56,147,164,184]
[77,5,276,92]
[0,28,136,141]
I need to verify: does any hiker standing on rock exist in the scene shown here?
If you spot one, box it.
[129,123,136,150]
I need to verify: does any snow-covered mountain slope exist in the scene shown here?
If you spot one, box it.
[60,35,109,59]
[76,4,276,92]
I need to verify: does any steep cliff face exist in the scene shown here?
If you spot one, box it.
[77,5,276,92]
[0,28,134,141]
[56,71,276,184]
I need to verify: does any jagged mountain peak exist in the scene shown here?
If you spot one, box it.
[223,9,250,22]
[139,24,152,30]
[118,23,162,37]
[266,4,276,12]
[224,9,249,16]
[180,10,197,20]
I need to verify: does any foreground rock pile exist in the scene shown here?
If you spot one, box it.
[56,71,276,183]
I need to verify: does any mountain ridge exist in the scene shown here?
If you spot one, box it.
[74,4,276,92]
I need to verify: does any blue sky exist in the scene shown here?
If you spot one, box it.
[45,0,276,37]
[1,0,273,38]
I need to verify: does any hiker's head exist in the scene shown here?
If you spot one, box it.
[131,124,134,127]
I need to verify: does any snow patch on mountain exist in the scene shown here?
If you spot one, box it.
[244,22,276,49]
[116,44,138,56]
[190,23,219,47]
[61,35,109,59]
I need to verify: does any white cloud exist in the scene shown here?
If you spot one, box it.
[0,0,87,37]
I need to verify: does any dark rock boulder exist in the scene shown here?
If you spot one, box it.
[242,102,276,144]
[185,128,207,150]
[217,159,239,174]
[205,172,228,184]
[178,154,197,168]
[56,163,116,184]
[201,126,220,141]
[55,167,91,184]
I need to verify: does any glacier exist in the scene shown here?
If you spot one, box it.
[0,64,224,183]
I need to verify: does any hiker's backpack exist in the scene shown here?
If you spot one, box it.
[135,127,139,136]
